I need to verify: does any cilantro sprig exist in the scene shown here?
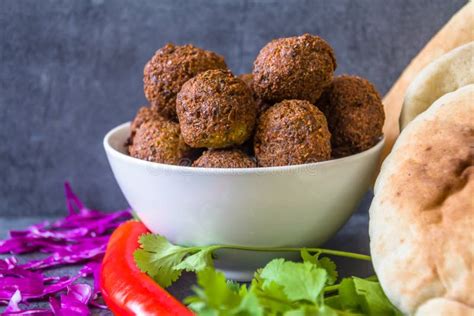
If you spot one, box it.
[133,233,401,315]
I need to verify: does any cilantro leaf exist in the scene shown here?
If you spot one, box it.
[338,278,361,311]
[352,277,402,316]
[335,277,401,316]
[254,281,293,313]
[175,247,215,272]
[186,268,243,313]
[251,275,294,313]
[260,259,327,303]
[133,233,195,287]
[317,257,338,285]
[284,306,317,316]
[284,305,340,316]
[228,280,244,294]
[259,259,285,285]
[301,250,338,285]
[233,291,264,316]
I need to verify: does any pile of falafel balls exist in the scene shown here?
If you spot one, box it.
[128,33,385,168]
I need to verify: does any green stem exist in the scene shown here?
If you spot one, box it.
[323,284,340,293]
[211,245,371,261]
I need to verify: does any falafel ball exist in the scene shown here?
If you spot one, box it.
[144,43,227,119]
[252,34,337,104]
[238,73,253,86]
[238,73,272,115]
[254,99,331,167]
[129,106,164,144]
[177,69,257,148]
[318,75,384,157]
[129,119,192,165]
[192,149,256,168]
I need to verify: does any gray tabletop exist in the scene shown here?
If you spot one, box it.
[0,192,373,314]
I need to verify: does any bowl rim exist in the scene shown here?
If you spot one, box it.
[104,121,385,175]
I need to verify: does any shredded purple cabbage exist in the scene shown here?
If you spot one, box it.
[0,183,132,315]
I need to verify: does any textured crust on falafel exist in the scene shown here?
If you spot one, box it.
[144,43,227,119]
[129,106,165,144]
[129,119,191,165]
[318,75,384,157]
[238,73,253,86]
[254,99,331,167]
[238,73,272,115]
[192,149,256,168]
[252,34,337,104]
[177,69,257,148]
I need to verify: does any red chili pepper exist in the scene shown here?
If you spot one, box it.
[100,220,194,316]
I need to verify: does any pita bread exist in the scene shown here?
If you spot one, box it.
[416,298,474,316]
[380,2,474,163]
[400,42,474,129]
[369,85,474,315]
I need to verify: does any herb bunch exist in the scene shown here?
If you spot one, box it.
[134,234,401,315]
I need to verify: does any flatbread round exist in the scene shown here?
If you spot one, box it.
[380,2,474,164]
[400,41,474,129]
[369,85,474,315]
[416,298,474,316]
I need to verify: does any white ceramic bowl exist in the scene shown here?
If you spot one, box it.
[104,122,384,280]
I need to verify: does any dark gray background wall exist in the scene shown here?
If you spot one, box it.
[0,0,466,216]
